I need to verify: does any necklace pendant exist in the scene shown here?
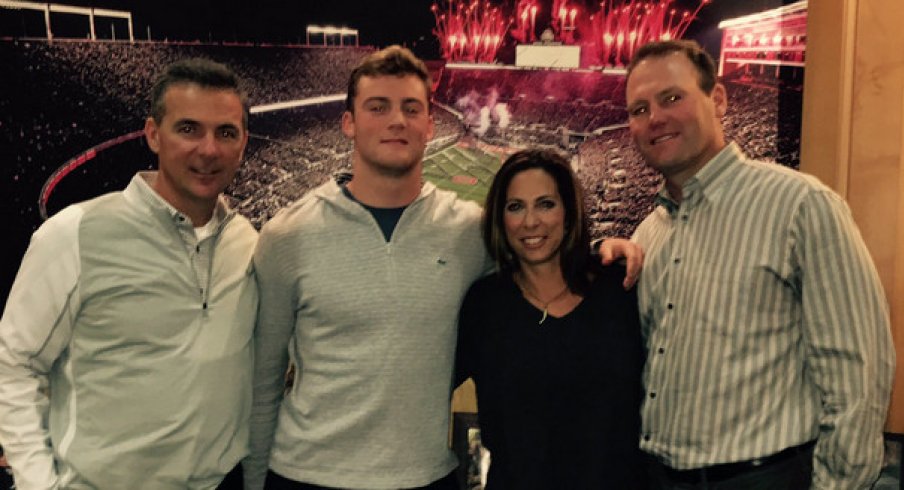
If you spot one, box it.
[539,308,548,325]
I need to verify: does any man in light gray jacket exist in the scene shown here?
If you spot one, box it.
[0,58,257,489]
[246,46,490,490]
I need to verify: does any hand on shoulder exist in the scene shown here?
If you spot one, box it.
[598,238,644,289]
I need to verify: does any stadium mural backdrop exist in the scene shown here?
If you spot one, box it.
[0,0,807,310]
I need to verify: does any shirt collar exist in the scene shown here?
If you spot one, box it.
[655,142,745,215]
[126,171,233,230]
[319,177,436,214]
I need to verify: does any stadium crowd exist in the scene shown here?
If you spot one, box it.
[2,39,370,226]
[4,39,802,249]
[575,78,803,239]
[575,129,661,239]
[427,65,803,239]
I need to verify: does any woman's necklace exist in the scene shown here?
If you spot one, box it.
[516,277,571,325]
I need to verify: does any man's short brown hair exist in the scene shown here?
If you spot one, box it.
[626,39,718,94]
[345,45,432,113]
[150,58,249,128]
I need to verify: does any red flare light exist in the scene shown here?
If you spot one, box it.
[432,0,511,62]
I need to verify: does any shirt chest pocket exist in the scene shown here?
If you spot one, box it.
[685,255,800,341]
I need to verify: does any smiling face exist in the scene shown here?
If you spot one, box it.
[144,83,247,224]
[341,74,434,178]
[503,168,566,269]
[626,51,727,189]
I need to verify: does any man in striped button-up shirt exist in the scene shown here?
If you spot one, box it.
[620,40,895,489]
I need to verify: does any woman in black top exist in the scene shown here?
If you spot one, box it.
[456,149,646,489]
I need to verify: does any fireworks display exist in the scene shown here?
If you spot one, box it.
[431,1,510,63]
[591,0,710,66]
[552,0,580,43]
[511,1,540,43]
[431,0,709,66]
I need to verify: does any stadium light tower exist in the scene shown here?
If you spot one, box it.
[0,0,133,41]
[306,25,359,46]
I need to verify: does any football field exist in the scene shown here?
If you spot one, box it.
[422,142,509,204]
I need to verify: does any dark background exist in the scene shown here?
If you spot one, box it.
[0,0,798,59]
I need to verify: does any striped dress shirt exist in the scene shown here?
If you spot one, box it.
[632,143,895,488]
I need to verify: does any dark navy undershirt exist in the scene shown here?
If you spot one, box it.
[341,185,406,242]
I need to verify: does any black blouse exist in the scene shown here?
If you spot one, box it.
[456,265,647,489]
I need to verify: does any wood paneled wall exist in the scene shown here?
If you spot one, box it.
[801,0,904,433]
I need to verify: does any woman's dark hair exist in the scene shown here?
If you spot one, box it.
[483,148,597,294]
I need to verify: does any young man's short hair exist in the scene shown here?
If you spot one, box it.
[345,46,432,113]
